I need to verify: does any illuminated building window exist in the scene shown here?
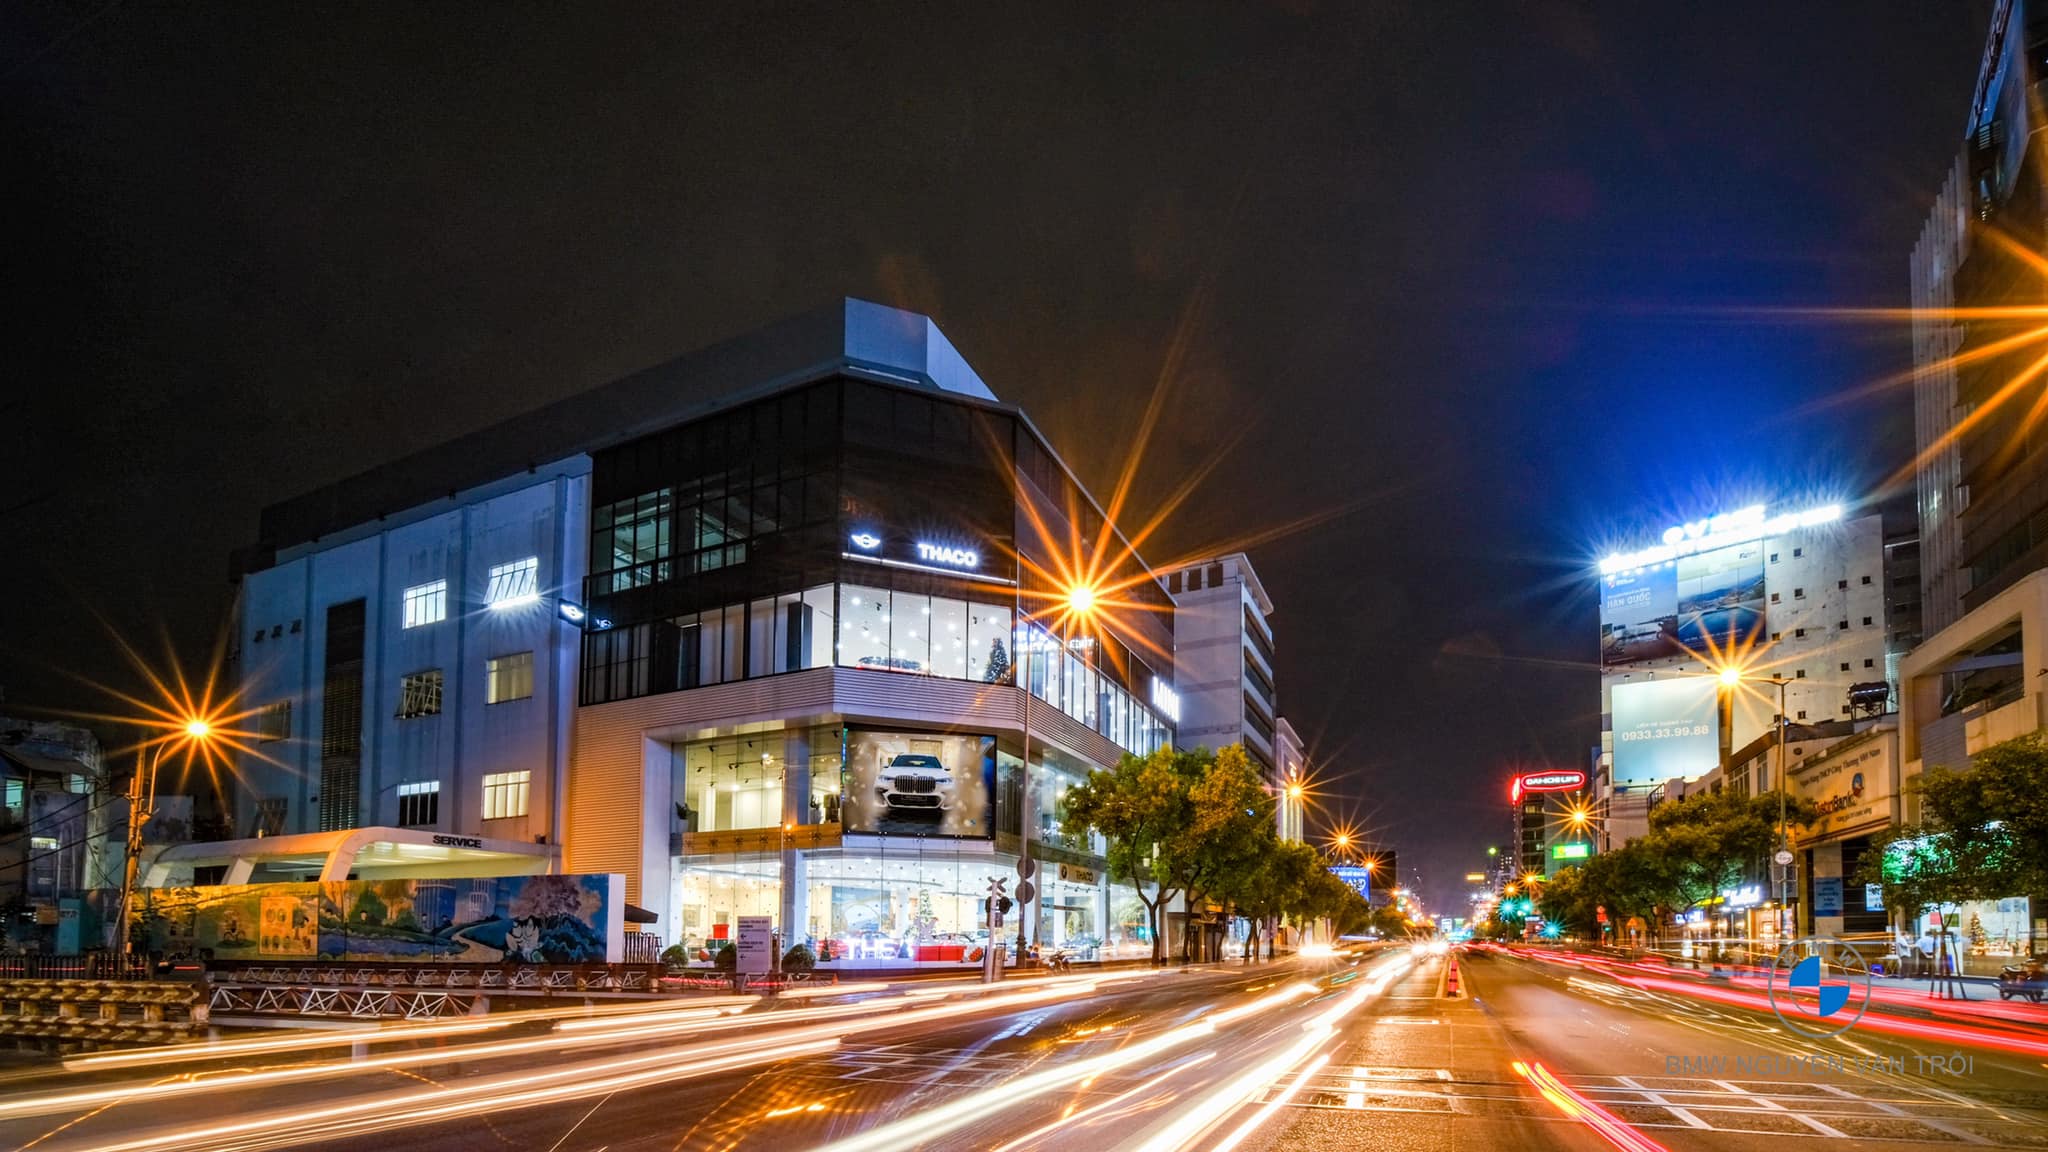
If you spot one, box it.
[485,557,540,608]
[397,780,439,827]
[486,651,534,704]
[397,670,443,719]
[483,770,531,820]
[402,580,447,628]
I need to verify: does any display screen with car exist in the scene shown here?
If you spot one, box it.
[876,753,956,811]
[843,729,995,837]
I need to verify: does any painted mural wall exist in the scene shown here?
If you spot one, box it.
[133,873,624,963]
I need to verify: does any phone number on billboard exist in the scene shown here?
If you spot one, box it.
[1618,724,1711,742]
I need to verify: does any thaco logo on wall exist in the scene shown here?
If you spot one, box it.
[915,542,980,569]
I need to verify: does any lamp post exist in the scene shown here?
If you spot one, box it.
[1721,667,1794,938]
[118,720,213,958]
[1015,580,1101,962]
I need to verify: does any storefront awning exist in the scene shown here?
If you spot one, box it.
[140,826,559,887]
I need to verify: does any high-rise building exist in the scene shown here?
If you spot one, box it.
[1163,554,1279,773]
[1893,2,2048,960]
[1913,0,2048,628]
[1160,553,1311,840]
[1592,502,1904,848]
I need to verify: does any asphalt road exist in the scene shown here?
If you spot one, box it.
[0,954,1406,1152]
[1239,947,2048,1152]
[6,946,2047,1152]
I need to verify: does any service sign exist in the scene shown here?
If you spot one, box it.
[736,915,774,975]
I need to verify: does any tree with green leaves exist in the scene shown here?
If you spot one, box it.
[1062,743,1278,964]
[1854,733,2048,986]
[1060,745,1194,964]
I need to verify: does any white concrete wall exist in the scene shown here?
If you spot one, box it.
[233,464,587,846]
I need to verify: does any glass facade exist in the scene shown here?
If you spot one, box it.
[670,844,1132,968]
[593,376,1182,966]
[579,376,1176,758]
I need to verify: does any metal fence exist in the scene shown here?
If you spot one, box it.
[0,952,153,980]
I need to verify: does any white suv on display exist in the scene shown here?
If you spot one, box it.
[876,753,956,812]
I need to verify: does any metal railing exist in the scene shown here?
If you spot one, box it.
[0,952,153,981]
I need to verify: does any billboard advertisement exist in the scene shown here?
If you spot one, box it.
[843,728,996,837]
[1610,677,1719,787]
[1329,865,1372,902]
[132,873,625,964]
[1600,540,1766,666]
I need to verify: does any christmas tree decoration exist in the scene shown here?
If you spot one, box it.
[984,637,1011,684]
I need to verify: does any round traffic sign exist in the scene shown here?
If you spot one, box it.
[1774,850,1794,866]
[1017,857,1038,880]
[1015,880,1036,905]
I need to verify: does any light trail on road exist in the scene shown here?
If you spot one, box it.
[1,976,1124,1142]
[1513,1060,1671,1152]
[808,980,1325,1152]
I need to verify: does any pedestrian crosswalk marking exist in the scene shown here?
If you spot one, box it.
[1255,1069,2048,1145]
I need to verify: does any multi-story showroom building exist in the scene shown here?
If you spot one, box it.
[207,301,1178,972]
[563,304,1178,967]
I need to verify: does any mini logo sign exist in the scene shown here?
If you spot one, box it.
[1151,679,1181,723]
[849,531,881,550]
[1766,936,1872,1039]
[915,542,979,569]
[432,834,485,850]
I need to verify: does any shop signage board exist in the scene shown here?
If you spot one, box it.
[736,915,774,975]
[1813,876,1843,918]
[1790,730,1895,841]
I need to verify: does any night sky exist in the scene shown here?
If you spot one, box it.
[7,4,1992,911]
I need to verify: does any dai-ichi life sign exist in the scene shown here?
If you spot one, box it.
[1511,769,1586,802]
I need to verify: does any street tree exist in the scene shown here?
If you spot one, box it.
[1060,745,1193,964]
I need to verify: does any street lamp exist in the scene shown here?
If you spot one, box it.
[1015,579,1102,959]
[1720,666,1795,937]
[119,719,216,957]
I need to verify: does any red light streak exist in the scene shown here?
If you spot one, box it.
[1513,1060,1670,1152]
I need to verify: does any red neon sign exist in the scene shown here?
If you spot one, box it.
[1514,770,1587,795]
